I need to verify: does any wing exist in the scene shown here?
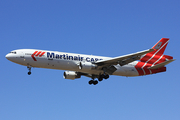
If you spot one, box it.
[95,49,154,67]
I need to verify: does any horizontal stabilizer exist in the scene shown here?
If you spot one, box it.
[149,59,175,69]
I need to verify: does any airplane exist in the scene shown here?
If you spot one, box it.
[6,38,175,85]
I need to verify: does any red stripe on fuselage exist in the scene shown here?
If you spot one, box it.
[31,51,38,61]
[135,62,145,75]
[143,63,152,75]
[35,51,42,56]
[151,67,166,74]
[39,52,45,57]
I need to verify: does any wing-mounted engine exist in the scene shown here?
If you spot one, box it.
[78,62,97,70]
[63,71,81,80]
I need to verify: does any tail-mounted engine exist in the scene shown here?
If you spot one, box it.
[63,71,81,80]
[78,62,97,70]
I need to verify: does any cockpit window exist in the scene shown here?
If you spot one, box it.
[10,51,17,54]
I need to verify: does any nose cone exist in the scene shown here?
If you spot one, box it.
[5,54,11,60]
[5,53,15,62]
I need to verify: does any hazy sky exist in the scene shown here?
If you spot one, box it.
[1,0,180,120]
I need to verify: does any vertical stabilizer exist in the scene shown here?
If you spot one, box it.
[140,38,171,65]
[151,38,169,55]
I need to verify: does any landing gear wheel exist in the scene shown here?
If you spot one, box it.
[28,72,31,75]
[93,80,98,85]
[88,80,98,85]
[88,80,94,85]
[98,77,103,81]
[104,74,109,79]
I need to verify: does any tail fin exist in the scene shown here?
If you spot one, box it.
[140,38,173,65]
[151,38,169,55]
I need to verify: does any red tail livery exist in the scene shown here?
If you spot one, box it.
[135,38,174,75]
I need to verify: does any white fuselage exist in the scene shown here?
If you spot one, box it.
[6,49,139,77]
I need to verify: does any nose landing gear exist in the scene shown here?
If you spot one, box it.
[27,66,32,75]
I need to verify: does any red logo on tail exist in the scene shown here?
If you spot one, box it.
[31,51,46,61]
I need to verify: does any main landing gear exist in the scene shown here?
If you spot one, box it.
[27,66,32,75]
[89,80,98,85]
[98,74,109,81]
[88,74,109,85]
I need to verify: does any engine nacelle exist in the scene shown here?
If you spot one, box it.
[63,71,81,80]
[79,62,97,70]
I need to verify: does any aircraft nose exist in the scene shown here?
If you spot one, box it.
[5,53,15,61]
[5,53,11,60]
